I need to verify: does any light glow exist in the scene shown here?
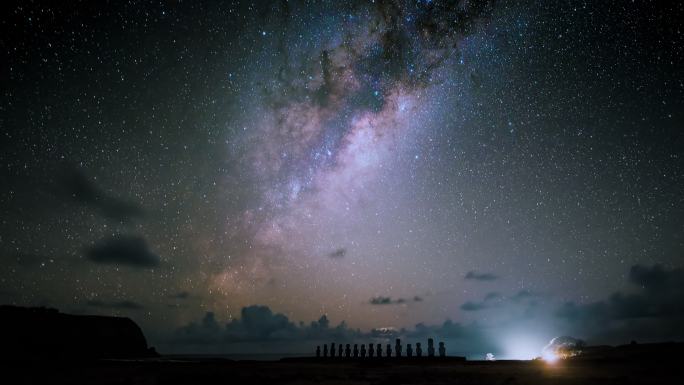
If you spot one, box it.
[542,350,559,363]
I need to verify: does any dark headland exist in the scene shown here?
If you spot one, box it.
[0,305,157,360]
[1,306,682,385]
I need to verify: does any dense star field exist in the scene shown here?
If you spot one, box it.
[1,1,683,358]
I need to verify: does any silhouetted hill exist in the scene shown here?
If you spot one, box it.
[0,305,156,359]
[573,342,684,362]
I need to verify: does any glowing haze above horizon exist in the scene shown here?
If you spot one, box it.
[1,0,683,358]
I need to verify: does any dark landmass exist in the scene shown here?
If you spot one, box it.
[1,305,682,384]
[0,305,156,360]
[573,341,682,362]
[281,356,466,363]
[2,353,682,385]
[1,345,682,385]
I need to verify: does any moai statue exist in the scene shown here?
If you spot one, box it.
[376,343,383,357]
[353,344,359,358]
[395,338,402,357]
[368,343,375,358]
[416,342,423,357]
[360,344,367,358]
[330,343,336,358]
[386,344,392,357]
[345,344,351,358]
[406,343,413,357]
[323,344,328,358]
[439,341,446,357]
[316,345,321,358]
[338,344,343,357]
[427,338,435,357]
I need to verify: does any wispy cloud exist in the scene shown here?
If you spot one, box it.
[464,271,498,281]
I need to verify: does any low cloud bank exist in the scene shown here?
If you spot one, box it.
[162,305,494,355]
[159,265,684,356]
[556,264,684,343]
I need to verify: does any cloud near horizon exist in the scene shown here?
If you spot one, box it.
[157,264,684,356]
[555,264,684,343]
[170,291,191,299]
[368,296,423,305]
[170,306,361,345]
[464,271,499,281]
[162,304,496,355]
[327,248,347,259]
[86,235,161,268]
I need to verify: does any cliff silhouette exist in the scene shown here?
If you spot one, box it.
[0,305,156,359]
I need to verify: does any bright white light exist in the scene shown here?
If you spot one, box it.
[542,336,584,362]
[542,350,559,363]
[485,353,496,361]
[501,335,544,360]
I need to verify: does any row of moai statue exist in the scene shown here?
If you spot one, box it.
[316,338,446,358]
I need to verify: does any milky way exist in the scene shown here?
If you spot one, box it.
[201,1,500,324]
[2,0,683,357]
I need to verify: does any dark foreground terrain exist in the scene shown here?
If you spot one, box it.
[3,357,682,385]
[2,307,681,384]
[0,305,156,359]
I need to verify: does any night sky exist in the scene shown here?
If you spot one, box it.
[2,0,683,358]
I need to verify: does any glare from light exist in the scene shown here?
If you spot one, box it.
[501,335,544,360]
[542,350,559,363]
